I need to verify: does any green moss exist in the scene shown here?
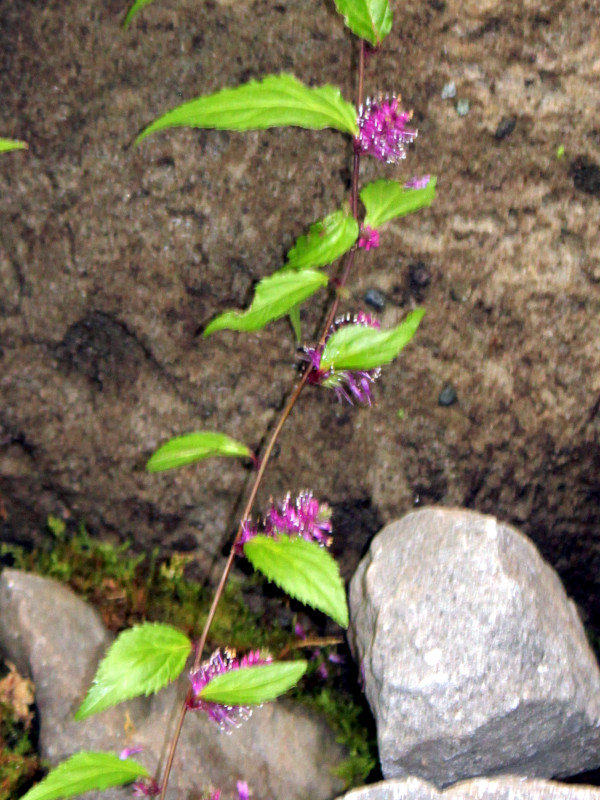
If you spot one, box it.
[1,517,377,791]
[0,696,40,800]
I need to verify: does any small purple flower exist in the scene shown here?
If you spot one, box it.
[304,312,382,406]
[237,781,250,800]
[404,174,430,189]
[295,622,307,639]
[265,491,332,547]
[358,226,380,251]
[317,662,329,681]
[188,648,272,731]
[120,746,143,760]
[328,651,346,664]
[355,96,417,163]
[132,778,160,797]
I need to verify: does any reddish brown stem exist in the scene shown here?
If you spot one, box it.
[157,37,367,800]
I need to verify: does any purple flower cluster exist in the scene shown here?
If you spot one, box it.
[355,96,417,163]
[304,311,382,406]
[358,226,379,251]
[235,491,333,555]
[188,648,271,730]
[132,778,160,797]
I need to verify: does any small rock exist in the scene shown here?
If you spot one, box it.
[409,262,431,300]
[348,508,600,786]
[455,99,470,117]
[494,117,516,140]
[438,383,457,406]
[441,82,456,100]
[364,288,386,311]
[0,569,346,800]
[336,775,600,800]
[570,156,600,196]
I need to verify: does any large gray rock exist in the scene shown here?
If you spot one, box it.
[336,776,600,800]
[0,568,345,800]
[349,508,600,787]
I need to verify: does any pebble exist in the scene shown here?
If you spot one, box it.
[441,81,456,100]
[364,288,386,311]
[438,383,458,406]
[456,99,470,117]
[570,156,600,196]
[495,117,516,140]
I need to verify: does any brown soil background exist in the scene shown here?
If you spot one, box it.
[2,0,600,638]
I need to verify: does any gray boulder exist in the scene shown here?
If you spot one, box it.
[336,776,600,800]
[0,568,345,800]
[349,508,600,786]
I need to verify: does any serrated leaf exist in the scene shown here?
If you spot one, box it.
[75,623,191,720]
[20,752,148,800]
[199,660,307,706]
[333,0,393,46]
[123,0,156,29]
[244,536,349,628]
[146,431,251,472]
[321,308,425,372]
[136,74,358,143]
[284,208,359,271]
[361,177,437,229]
[203,268,328,336]
[0,138,28,153]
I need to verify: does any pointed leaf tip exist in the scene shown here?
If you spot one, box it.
[19,752,148,800]
[136,74,358,144]
[333,0,393,46]
[245,536,349,628]
[203,268,328,336]
[199,660,308,706]
[285,208,359,271]
[361,177,437,230]
[123,0,157,28]
[75,623,191,720]
[321,308,425,372]
[0,138,28,153]
[146,431,251,472]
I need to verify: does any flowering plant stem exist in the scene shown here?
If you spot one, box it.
[157,40,367,800]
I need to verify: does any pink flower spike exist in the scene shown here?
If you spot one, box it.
[265,491,333,547]
[355,95,417,163]
[237,780,250,800]
[358,226,380,251]
[317,662,329,680]
[188,648,272,731]
[404,174,430,189]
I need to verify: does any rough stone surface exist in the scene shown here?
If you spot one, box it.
[336,776,600,800]
[0,568,346,800]
[349,508,600,787]
[1,0,600,647]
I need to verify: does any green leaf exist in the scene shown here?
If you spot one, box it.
[244,536,349,628]
[199,660,307,706]
[136,74,358,143]
[20,752,148,800]
[123,0,156,29]
[285,208,359,271]
[288,305,302,343]
[75,623,191,720]
[0,138,27,153]
[321,308,426,372]
[361,177,437,229]
[146,431,251,472]
[333,0,393,46]
[203,268,328,336]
